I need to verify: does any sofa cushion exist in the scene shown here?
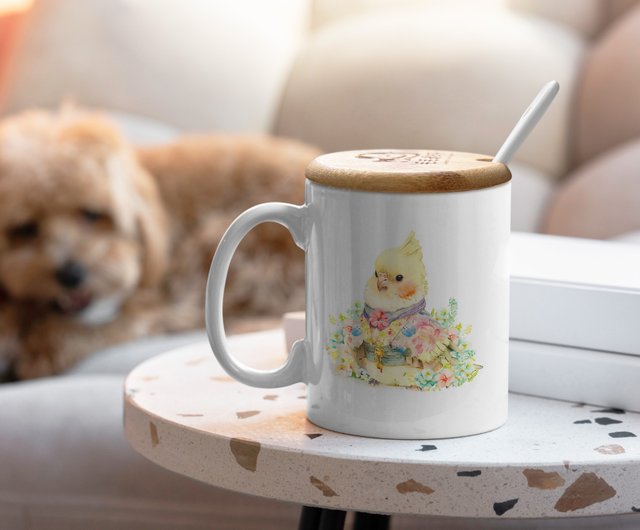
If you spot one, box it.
[65,331,206,377]
[310,0,502,30]
[274,6,584,178]
[509,162,555,232]
[2,0,311,132]
[507,0,640,38]
[108,112,179,146]
[544,138,640,239]
[0,376,299,530]
[574,4,640,165]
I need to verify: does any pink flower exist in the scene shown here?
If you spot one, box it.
[369,309,390,330]
[437,369,454,389]
[419,324,446,349]
[412,338,425,354]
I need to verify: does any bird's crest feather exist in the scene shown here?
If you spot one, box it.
[399,231,422,258]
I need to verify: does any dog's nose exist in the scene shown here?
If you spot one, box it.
[55,261,86,288]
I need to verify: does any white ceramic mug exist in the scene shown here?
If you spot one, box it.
[206,149,511,439]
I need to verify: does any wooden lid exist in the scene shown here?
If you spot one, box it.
[305,149,511,193]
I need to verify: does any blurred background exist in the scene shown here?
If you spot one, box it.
[1,0,639,244]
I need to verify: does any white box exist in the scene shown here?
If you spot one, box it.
[510,232,640,356]
[509,339,640,413]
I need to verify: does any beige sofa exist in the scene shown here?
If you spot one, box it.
[2,0,640,528]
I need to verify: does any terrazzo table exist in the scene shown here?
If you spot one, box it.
[124,330,640,529]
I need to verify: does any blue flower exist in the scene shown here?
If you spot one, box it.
[352,326,362,337]
[402,325,416,337]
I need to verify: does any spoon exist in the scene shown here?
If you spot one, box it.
[493,80,560,164]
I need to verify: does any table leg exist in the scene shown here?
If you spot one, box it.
[319,508,347,530]
[298,507,389,530]
[298,506,323,530]
[353,512,391,530]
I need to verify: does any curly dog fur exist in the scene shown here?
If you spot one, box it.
[0,108,317,379]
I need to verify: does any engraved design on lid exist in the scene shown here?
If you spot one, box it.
[356,151,442,165]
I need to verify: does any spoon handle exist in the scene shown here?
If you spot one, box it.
[493,80,560,165]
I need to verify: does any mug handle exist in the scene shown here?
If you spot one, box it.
[205,202,309,388]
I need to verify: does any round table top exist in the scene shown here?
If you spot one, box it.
[124,330,640,519]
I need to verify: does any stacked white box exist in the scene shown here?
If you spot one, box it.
[509,232,640,411]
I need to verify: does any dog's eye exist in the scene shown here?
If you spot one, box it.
[395,274,403,282]
[81,209,110,223]
[8,221,38,241]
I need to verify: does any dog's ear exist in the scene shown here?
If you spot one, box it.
[55,108,169,287]
[57,113,123,153]
[132,166,170,287]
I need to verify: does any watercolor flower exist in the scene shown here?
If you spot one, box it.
[437,369,454,388]
[369,309,390,330]
[412,338,425,355]
[402,325,417,337]
[343,322,363,348]
[415,323,449,354]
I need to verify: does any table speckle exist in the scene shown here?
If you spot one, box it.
[149,421,159,447]
[210,375,234,382]
[236,410,260,419]
[396,479,434,495]
[595,417,623,426]
[609,431,636,438]
[554,473,616,512]
[457,470,482,477]
[186,357,207,366]
[522,469,565,489]
[595,445,626,455]
[229,438,261,472]
[311,476,338,497]
[493,498,518,516]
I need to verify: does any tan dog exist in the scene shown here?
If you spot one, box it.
[0,108,318,379]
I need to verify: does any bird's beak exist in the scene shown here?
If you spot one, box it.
[377,273,388,292]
